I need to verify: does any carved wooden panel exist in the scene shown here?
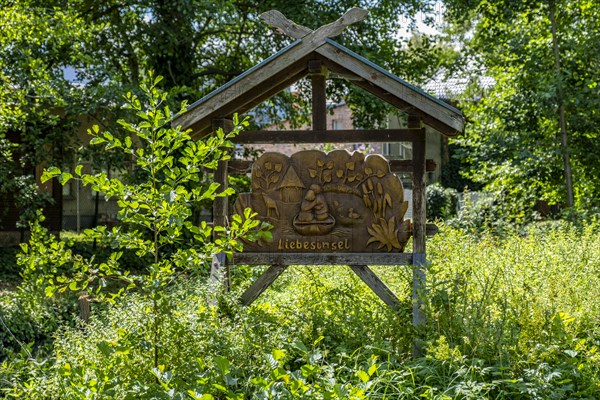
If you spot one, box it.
[234,150,412,252]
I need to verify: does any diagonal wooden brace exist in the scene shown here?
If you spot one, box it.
[260,8,369,40]
[241,264,288,306]
[349,265,401,311]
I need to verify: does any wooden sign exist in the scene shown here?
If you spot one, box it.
[234,149,412,252]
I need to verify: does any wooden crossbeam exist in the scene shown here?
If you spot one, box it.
[226,159,437,174]
[261,8,368,39]
[233,129,425,144]
[232,252,413,266]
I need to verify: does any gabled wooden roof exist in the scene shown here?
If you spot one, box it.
[172,9,465,137]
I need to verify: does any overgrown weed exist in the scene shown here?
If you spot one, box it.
[3,223,600,398]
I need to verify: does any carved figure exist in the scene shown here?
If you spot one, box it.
[293,185,335,235]
[298,185,328,222]
[261,192,280,218]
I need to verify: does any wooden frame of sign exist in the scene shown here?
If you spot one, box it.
[173,8,465,356]
[214,113,429,336]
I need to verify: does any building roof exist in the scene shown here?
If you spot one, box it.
[172,10,465,137]
[423,75,495,101]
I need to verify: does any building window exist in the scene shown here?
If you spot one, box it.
[383,142,412,160]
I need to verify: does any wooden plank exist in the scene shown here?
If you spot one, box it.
[426,223,439,236]
[260,10,311,39]
[231,252,413,266]
[227,158,437,174]
[323,60,462,136]
[234,129,425,144]
[240,264,288,305]
[78,292,90,323]
[213,161,228,228]
[356,80,459,137]
[212,119,233,291]
[410,115,427,357]
[310,61,328,131]
[390,159,437,173]
[186,62,310,137]
[261,8,368,40]
[412,253,427,356]
[349,265,401,311]
[317,42,464,134]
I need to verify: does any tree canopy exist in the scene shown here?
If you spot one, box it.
[1,0,452,227]
[444,0,600,219]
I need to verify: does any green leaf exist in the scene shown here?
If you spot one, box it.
[272,348,285,361]
[60,172,73,184]
[42,167,61,183]
[214,356,230,375]
[357,370,369,383]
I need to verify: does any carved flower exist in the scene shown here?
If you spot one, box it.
[366,217,402,252]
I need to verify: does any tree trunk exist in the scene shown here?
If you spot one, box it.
[548,0,574,208]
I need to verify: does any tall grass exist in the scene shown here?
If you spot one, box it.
[2,222,600,398]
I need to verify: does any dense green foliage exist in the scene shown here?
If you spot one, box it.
[443,0,600,220]
[2,223,600,398]
[426,183,458,220]
[0,0,451,227]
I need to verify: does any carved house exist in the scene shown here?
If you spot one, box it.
[278,165,305,203]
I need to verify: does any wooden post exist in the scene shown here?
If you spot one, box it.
[78,292,90,323]
[212,118,233,292]
[410,115,427,357]
[309,60,328,131]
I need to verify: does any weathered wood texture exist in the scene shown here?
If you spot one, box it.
[212,119,233,290]
[171,10,464,138]
[233,129,426,144]
[78,292,90,323]
[260,10,312,38]
[232,252,413,266]
[316,43,464,135]
[310,61,328,130]
[409,115,427,357]
[261,8,368,40]
[240,264,288,305]
[226,158,437,174]
[349,265,401,310]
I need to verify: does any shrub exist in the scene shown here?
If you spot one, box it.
[426,183,458,220]
[16,73,269,373]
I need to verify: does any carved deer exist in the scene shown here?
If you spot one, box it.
[261,192,280,218]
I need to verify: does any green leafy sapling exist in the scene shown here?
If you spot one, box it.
[21,72,270,305]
